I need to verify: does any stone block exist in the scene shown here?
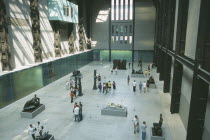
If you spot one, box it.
[149,84,156,89]
[131,74,144,78]
[21,104,45,119]
[101,106,127,117]
[150,127,165,140]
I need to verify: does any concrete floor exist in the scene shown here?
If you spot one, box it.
[0,62,186,140]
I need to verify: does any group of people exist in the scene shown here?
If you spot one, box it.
[28,122,45,140]
[73,102,83,122]
[133,114,163,140]
[130,80,147,93]
[132,115,147,140]
[98,81,116,94]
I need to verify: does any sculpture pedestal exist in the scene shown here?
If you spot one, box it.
[101,106,127,117]
[150,127,165,140]
[149,84,156,89]
[131,74,144,78]
[21,104,45,119]
[36,134,54,140]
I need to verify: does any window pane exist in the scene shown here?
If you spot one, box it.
[116,36,119,43]
[116,0,119,20]
[129,36,132,44]
[112,36,115,43]
[120,0,123,20]
[125,0,128,20]
[116,25,118,34]
[111,0,115,20]
[120,25,123,33]
[120,36,123,44]
[130,0,133,20]
[129,25,132,33]
[112,25,114,34]
[125,26,127,33]
[125,36,128,44]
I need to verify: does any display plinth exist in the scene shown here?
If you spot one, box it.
[47,134,54,140]
[149,84,156,89]
[150,127,165,140]
[131,74,144,78]
[101,106,127,117]
[21,104,45,119]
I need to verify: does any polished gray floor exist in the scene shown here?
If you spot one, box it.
[0,62,186,140]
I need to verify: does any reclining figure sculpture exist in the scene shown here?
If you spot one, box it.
[23,94,40,111]
[153,114,163,136]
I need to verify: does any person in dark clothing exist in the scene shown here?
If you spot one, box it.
[113,81,116,90]
[98,82,102,92]
[79,102,83,121]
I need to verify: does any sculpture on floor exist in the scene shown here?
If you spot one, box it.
[23,94,40,111]
[152,114,163,136]
[147,76,155,84]
[107,103,124,109]
[113,59,127,70]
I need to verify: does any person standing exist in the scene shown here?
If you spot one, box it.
[39,126,44,136]
[127,75,130,85]
[37,121,41,136]
[70,79,73,87]
[98,82,102,92]
[28,124,36,140]
[73,88,77,98]
[148,64,150,71]
[141,121,147,140]
[139,82,143,93]
[143,81,147,93]
[70,91,74,103]
[66,80,69,90]
[98,74,101,82]
[129,62,131,69]
[74,105,80,122]
[115,67,118,75]
[113,81,116,90]
[132,80,137,92]
[108,81,111,91]
[132,115,139,134]
[144,70,148,77]
[111,68,113,74]
[79,102,83,121]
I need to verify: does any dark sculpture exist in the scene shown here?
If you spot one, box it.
[132,69,143,74]
[152,114,163,136]
[23,94,40,111]
[113,59,126,70]
[147,76,155,85]
[36,131,51,140]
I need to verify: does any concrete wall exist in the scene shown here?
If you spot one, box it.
[134,0,155,50]
[91,0,110,50]
[39,0,55,59]
[179,66,193,129]
[172,0,179,51]
[184,0,201,59]
[6,0,34,68]
[203,86,210,140]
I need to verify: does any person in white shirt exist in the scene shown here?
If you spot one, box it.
[28,124,36,140]
[132,115,139,134]
[143,81,147,93]
[141,121,147,140]
[74,106,80,122]
[36,121,41,136]
[115,67,118,75]
[66,80,69,90]
[132,80,137,92]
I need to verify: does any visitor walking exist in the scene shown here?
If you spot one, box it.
[115,67,118,75]
[108,81,111,91]
[39,126,44,136]
[70,79,73,87]
[132,80,137,92]
[144,70,148,77]
[103,83,107,94]
[113,81,116,90]
[98,74,101,82]
[127,75,130,85]
[74,105,80,122]
[141,121,147,140]
[28,124,36,140]
[70,91,74,103]
[139,82,142,93]
[66,80,69,90]
[79,102,83,121]
[143,81,147,93]
[129,62,131,69]
[36,121,41,136]
[98,82,102,92]
[111,68,113,74]
[133,115,139,134]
